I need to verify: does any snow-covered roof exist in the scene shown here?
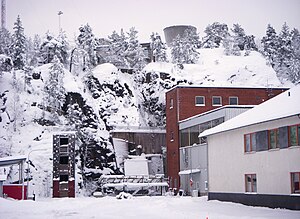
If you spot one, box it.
[199,85,300,137]
[0,155,27,167]
[178,169,201,175]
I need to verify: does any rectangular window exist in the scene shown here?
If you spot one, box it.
[59,174,69,182]
[195,96,205,106]
[212,96,222,106]
[170,98,174,109]
[180,129,189,147]
[244,133,256,152]
[289,125,299,146]
[245,174,257,193]
[245,134,251,152]
[59,156,69,164]
[269,129,279,149]
[60,137,68,145]
[291,172,300,194]
[256,130,268,151]
[190,125,200,145]
[229,96,238,105]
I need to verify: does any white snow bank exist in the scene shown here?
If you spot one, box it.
[0,196,299,219]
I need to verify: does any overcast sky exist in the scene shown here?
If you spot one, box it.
[5,0,300,42]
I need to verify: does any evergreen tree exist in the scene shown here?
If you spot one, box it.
[27,34,42,66]
[77,24,99,68]
[0,28,12,55]
[261,24,279,67]
[107,29,128,67]
[124,27,146,70]
[40,31,68,64]
[244,35,257,55]
[171,29,200,64]
[231,23,246,50]
[202,22,229,48]
[171,35,185,64]
[182,28,200,63]
[11,15,26,70]
[57,30,69,65]
[44,55,66,121]
[223,35,241,56]
[277,22,293,68]
[150,32,167,62]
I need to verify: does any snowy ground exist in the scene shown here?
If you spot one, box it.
[1,196,299,219]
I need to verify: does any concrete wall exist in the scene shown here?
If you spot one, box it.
[163,25,197,47]
[207,115,300,195]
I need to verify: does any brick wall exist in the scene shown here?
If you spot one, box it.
[166,86,287,189]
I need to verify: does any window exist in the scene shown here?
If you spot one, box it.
[59,174,69,182]
[269,129,279,149]
[245,174,257,192]
[170,98,174,109]
[212,96,222,106]
[244,133,256,152]
[180,129,189,147]
[291,172,300,194]
[289,125,300,146]
[229,96,238,105]
[59,156,69,165]
[195,96,205,106]
[244,124,300,153]
[60,137,68,145]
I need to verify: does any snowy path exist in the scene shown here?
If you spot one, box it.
[1,196,299,219]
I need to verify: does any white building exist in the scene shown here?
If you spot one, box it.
[200,85,300,210]
[178,105,253,196]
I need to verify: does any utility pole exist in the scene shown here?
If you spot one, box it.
[58,10,63,33]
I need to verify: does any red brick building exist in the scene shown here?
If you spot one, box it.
[166,85,287,189]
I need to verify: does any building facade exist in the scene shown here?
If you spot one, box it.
[166,86,287,189]
[200,86,300,209]
[53,133,76,198]
[179,106,253,196]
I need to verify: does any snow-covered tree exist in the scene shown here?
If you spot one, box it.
[150,32,167,62]
[77,24,99,68]
[0,28,12,56]
[231,23,246,50]
[171,29,200,64]
[244,35,257,55]
[11,15,26,70]
[43,55,66,121]
[107,29,128,67]
[223,35,241,56]
[261,24,279,66]
[202,22,229,48]
[57,30,69,65]
[27,34,42,66]
[171,35,184,64]
[124,27,146,70]
[277,23,293,67]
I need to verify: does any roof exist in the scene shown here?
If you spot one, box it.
[200,85,300,137]
[166,84,288,93]
[0,155,27,167]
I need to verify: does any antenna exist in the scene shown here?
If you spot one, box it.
[1,0,6,29]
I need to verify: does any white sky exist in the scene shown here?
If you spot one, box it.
[4,0,300,42]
